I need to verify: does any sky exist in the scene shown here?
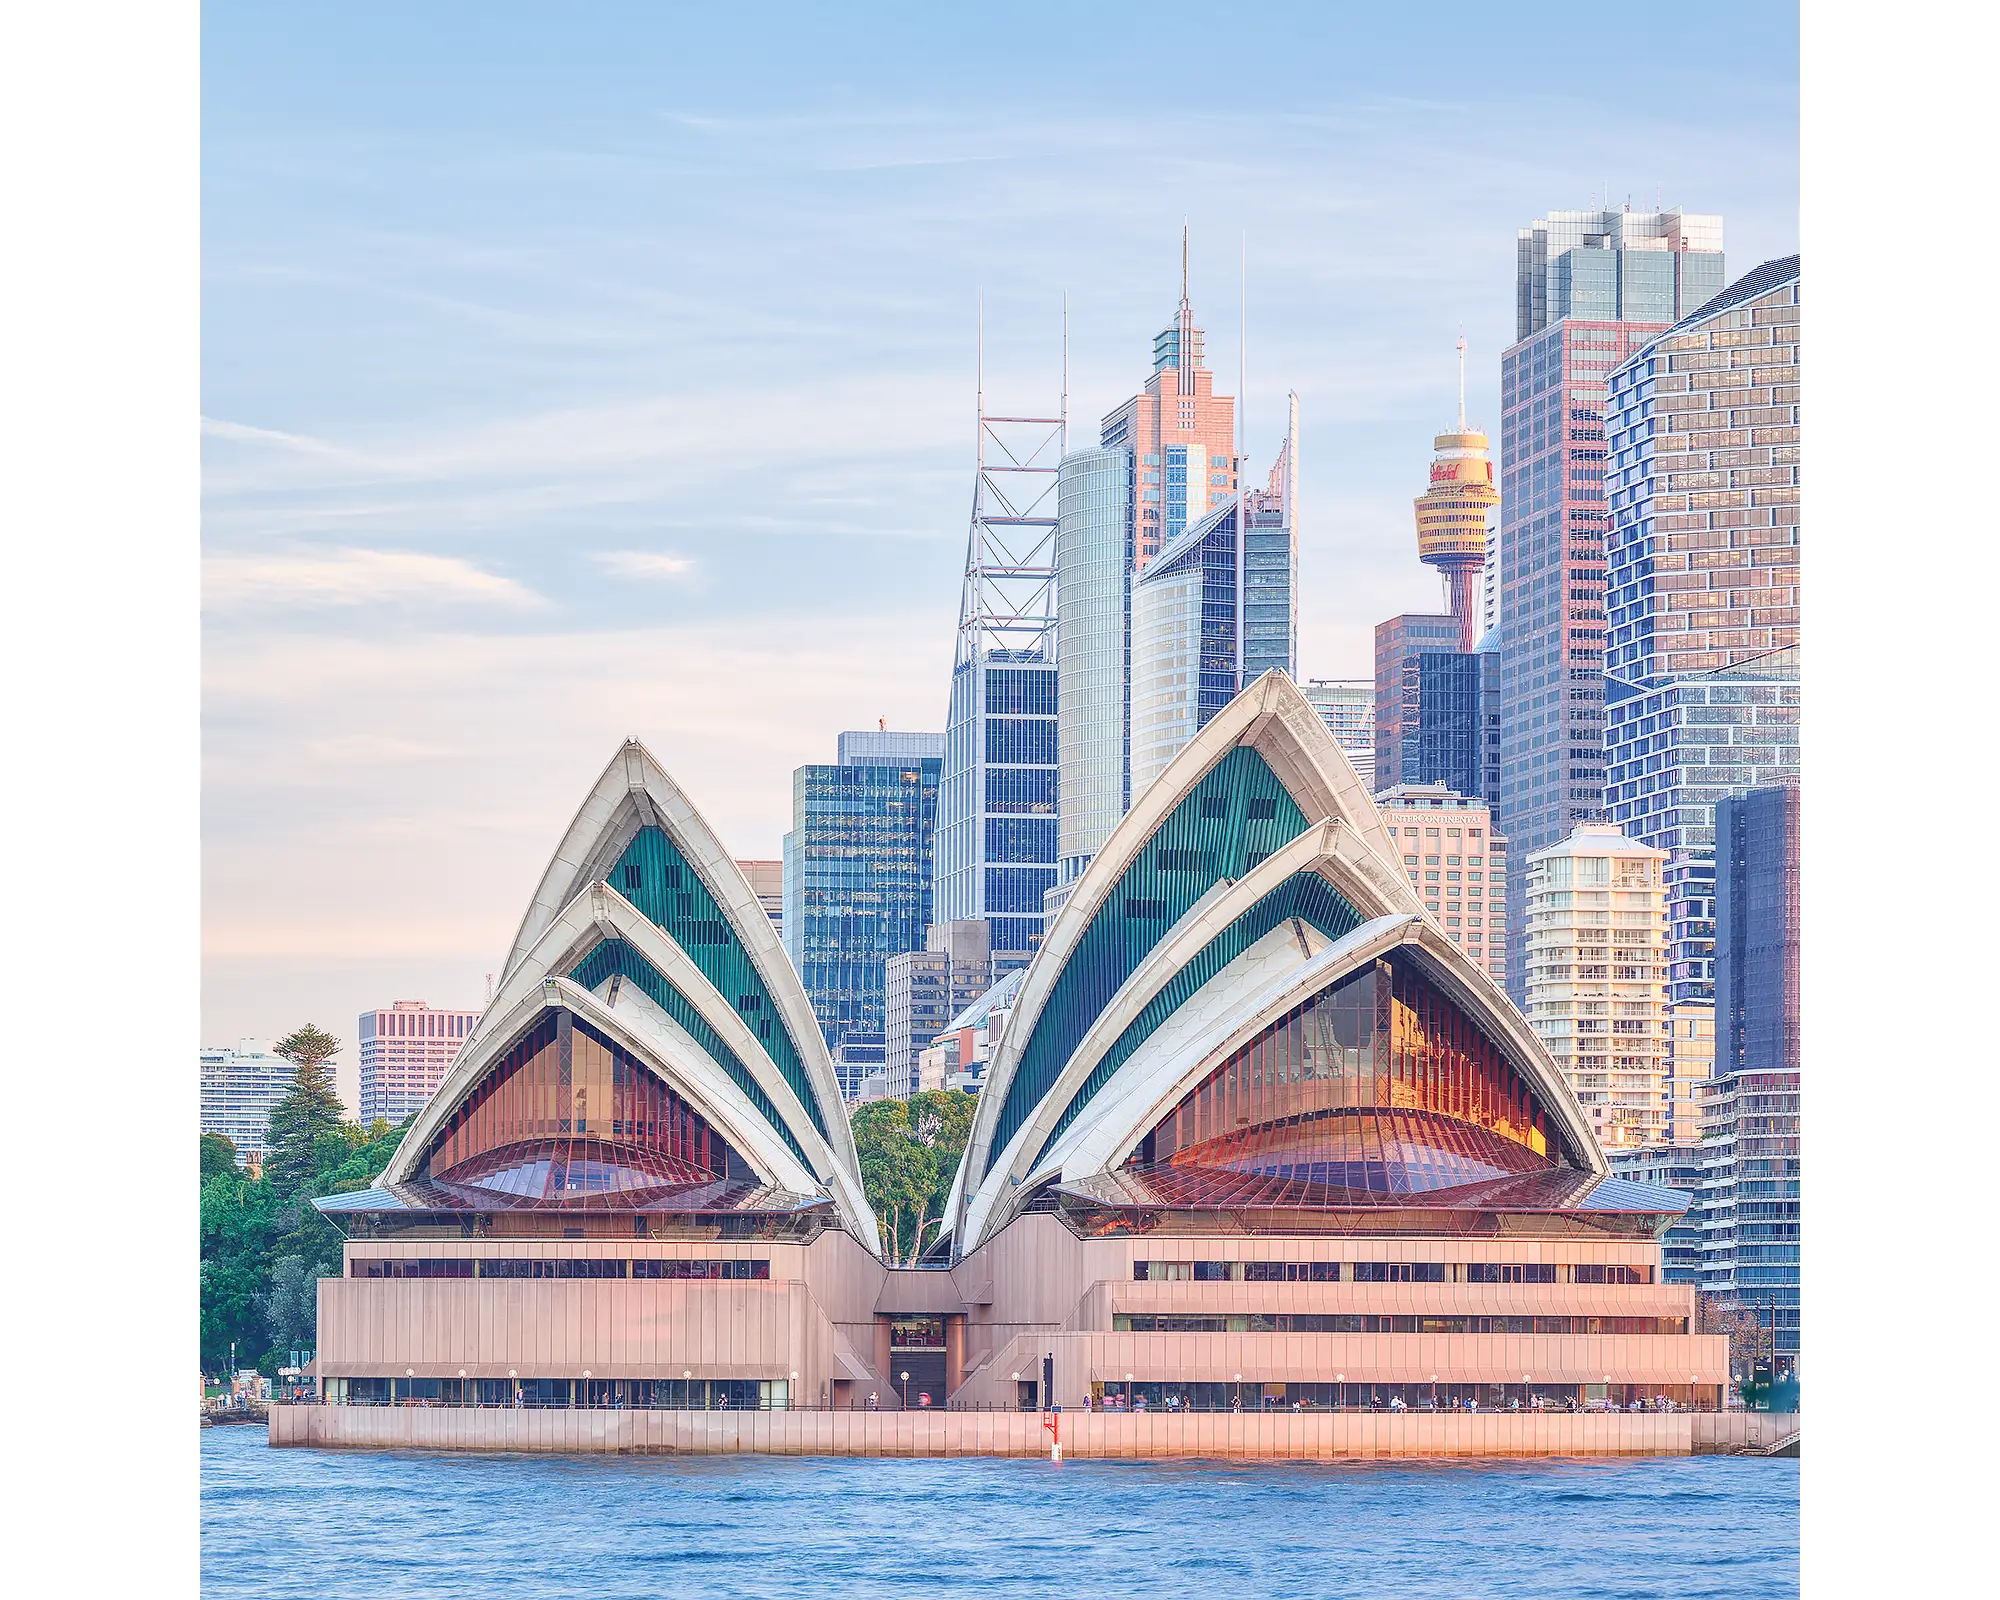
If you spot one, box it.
[201,1,1799,1108]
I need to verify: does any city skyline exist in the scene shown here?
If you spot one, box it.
[201,6,1800,1071]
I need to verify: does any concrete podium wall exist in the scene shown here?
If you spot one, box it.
[270,1403,1745,1458]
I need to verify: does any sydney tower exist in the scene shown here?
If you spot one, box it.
[1414,337,1500,651]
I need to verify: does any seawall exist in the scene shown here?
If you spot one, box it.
[268,1405,1797,1458]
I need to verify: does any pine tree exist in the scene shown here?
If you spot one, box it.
[264,1024,346,1199]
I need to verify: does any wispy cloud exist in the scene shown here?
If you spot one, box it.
[203,547,546,612]
[591,550,697,580]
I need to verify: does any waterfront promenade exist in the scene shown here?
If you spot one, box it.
[269,1402,1794,1457]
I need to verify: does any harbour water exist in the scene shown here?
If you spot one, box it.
[202,1424,1798,1599]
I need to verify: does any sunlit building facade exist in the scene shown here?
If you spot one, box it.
[359,1001,481,1126]
[936,674,1720,1413]
[307,706,1722,1422]
[1522,826,1670,1152]
[1497,206,1725,1005]
[1373,783,1508,985]
[1603,258,1801,1006]
[1056,445,1133,878]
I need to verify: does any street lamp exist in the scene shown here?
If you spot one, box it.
[1234,1372,1243,1413]
[406,1368,415,1409]
[459,1368,468,1407]
[1430,1373,1439,1411]
[1125,1371,1134,1412]
[509,1369,519,1408]
[900,1370,911,1409]
[788,1371,798,1413]
[1335,1374,1345,1413]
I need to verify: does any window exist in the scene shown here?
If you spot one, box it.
[1200,795,1227,819]
[1425,856,1440,866]
[1467,1263,1558,1284]
[1573,1263,1652,1284]
[1124,898,1170,919]
[1351,1261,1446,1283]
[1247,797,1278,820]
[1403,855,1417,866]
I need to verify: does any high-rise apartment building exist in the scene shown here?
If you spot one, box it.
[1665,1002,1716,1149]
[1602,259,1801,1003]
[1496,206,1724,1004]
[1301,679,1375,790]
[736,859,783,943]
[783,732,944,1070]
[1521,825,1670,1151]
[1372,784,1508,985]
[358,1001,481,1126]
[200,1039,296,1164]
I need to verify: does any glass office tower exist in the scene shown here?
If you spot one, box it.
[1697,782,1800,1373]
[783,733,944,1087]
[1056,446,1133,878]
[1495,206,1725,1003]
[934,655,1059,955]
[1602,258,1801,1004]
[1130,502,1242,791]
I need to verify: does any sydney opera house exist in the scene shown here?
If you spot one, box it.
[309,675,1724,1419]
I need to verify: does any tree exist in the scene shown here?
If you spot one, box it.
[850,1090,977,1265]
[264,1024,346,1198]
[200,1131,238,1181]
[257,1255,319,1358]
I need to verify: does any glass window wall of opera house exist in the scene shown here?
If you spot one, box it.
[306,686,1727,1415]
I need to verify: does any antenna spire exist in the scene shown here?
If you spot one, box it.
[1180,220,1190,307]
[1456,330,1468,431]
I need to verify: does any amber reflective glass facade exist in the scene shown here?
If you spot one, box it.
[420,1011,748,1199]
[1135,955,1573,1191]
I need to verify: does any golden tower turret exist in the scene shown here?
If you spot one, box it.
[1415,336,1500,650]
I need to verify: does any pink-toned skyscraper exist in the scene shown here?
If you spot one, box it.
[358,1000,481,1126]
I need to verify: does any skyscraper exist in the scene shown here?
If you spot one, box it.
[1414,339,1500,651]
[1099,229,1239,569]
[1522,825,1671,1152]
[1713,785,1800,1081]
[1698,782,1800,1372]
[1496,206,1725,1003]
[1059,240,1296,852]
[1373,612,1462,787]
[1602,258,1801,1003]
[783,731,944,1084]
[933,343,1064,954]
[1055,445,1131,877]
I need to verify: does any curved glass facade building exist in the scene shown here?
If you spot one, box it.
[1056,446,1133,877]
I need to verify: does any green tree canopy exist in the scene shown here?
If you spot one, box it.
[200,1131,238,1181]
[264,1024,346,1198]
[850,1090,977,1266]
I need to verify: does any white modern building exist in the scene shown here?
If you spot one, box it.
[1521,826,1670,1152]
[358,1000,481,1127]
[200,1040,294,1164]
